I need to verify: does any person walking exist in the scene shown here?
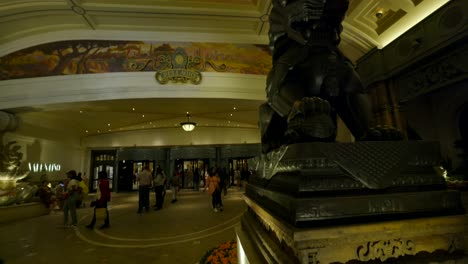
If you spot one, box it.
[136,166,152,213]
[76,173,89,208]
[169,170,180,203]
[63,170,80,227]
[193,168,200,192]
[153,166,166,210]
[206,167,221,212]
[86,170,111,229]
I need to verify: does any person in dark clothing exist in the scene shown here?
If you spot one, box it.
[207,167,222,212]
[193,168,200,191]
[86,170,111,229]
[216,166,225,210]
[153,166,166,210]
[38,180,53,209]
[218,167,228,196]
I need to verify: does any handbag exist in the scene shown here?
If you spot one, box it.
[95,208,107,219]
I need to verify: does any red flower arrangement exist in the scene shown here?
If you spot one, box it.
[200,240,238,264]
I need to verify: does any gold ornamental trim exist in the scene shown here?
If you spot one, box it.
[156,68,202,85]
[129,47,227,85]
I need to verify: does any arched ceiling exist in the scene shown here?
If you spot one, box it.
[0,0,449,61]
[0,0,451,140]
[11,98,263,137]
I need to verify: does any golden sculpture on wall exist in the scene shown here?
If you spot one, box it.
[130,47,227,85]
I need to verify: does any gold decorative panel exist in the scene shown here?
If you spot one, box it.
[376,9,407,35]
[411,0,424,6]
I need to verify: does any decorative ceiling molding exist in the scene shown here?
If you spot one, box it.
[0,0,452,63]
[347,0,363,17]
[344,0,450,49]
[375,0,450,48]
[356,0,467,88]
[68,0,96,29]
[376,9,407,35]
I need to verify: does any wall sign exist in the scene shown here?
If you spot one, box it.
[156,48,203,84]
[28,162,61,172]
[131,47,228,85]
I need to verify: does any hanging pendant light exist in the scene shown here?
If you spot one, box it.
[181,113,196,132]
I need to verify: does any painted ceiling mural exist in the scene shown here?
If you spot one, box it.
[0,41,272,80]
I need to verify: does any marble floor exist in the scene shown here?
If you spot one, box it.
[0,188,246,264]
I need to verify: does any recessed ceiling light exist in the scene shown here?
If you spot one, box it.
[142,114,145,118]
[376,10,384,19]
[79,110,83,114]
[186,111,189,114]
[85,130,88,133]
[132,107,135,111]
[107,123,110,126]
[230,113,233,116]
[97,130,100,133]
[233,107,236,110]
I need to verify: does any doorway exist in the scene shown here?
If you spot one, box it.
[117,160,155,192]
[229,158,251,186]
[175,159,207,188]
[90,150,116,192]
[117,160,134,192]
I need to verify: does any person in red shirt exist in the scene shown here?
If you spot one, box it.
[86,170,111,229]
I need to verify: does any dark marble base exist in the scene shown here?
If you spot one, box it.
[247,141,465,226]
[237,195,468,264]
[246,183,464,226]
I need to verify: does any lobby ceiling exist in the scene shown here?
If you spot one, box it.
[9,98,263,137]
[0,0,449,61]
[0,0,451,138]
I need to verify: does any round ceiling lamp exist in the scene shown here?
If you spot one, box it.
[181,113,196,132]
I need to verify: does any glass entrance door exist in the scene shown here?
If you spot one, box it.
[90,150,116,192]
[117,160,134,192]
[176,159,207,188]
[229,158,250,186]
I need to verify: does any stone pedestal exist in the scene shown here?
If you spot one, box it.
[239,141,467,263]
[237,195,468,263]
[247,142,464,226]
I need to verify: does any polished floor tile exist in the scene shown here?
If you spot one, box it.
[0,188,246,264]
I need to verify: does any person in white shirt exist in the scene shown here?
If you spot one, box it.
[136,166,153,213]
[63,170,79,226]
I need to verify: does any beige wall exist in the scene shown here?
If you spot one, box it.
[82,126,261,148]
[0,72,266,109]
[3,124,83,183]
